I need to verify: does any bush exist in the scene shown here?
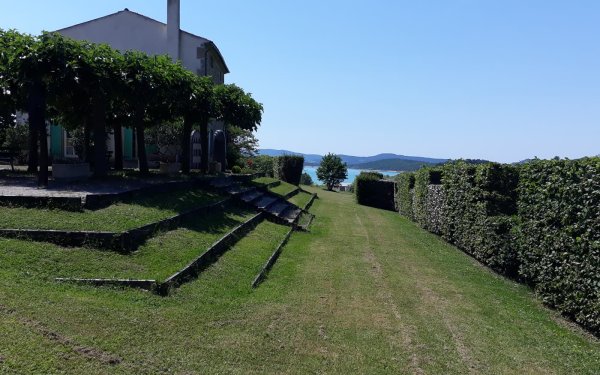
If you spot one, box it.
[316,153,347,190]
[413,168,443,233]
[300,172,313,186]
[273,155,304,185]
[252,155,274,177]
[441,162,519,275]
[231,165,242,174]
[355,171,395,211]
[517,158,600,334]
[395,172,415,220]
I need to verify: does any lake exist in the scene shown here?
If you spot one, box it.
[303,166,399,186]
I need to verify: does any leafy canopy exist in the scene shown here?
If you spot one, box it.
[316,153,348,190]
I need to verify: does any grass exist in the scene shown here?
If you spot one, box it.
[288,189,313,208]
[268,180,298,197]
[0,207,255,282]
[0,189,223,232]
[0,186,598,373]
[252,176,279,186]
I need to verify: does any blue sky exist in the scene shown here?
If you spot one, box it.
[1,0,599,162]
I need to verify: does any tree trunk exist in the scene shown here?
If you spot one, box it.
[181,116,192,174]
[91,94,108,177]
[200,119,209,174]
[28,81,48,186]
[26,86,39,173]
[112,123,123,171]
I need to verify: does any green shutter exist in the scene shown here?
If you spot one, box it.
[50,125,63,158]
[123,127,133,160]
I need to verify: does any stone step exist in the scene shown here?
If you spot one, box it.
[210,177,234,188]
[226,185,253,195]
[240,190,263,203]
[266,200,291,216]
[254,195,278,210]
[281,207,302,223]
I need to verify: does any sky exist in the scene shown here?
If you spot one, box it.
[1,0,599,163]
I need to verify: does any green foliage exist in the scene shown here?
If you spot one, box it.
[316,153,347,190]
[226,124,259,168]
[355,171,396,211]
[300,172,314,186]
[517,158,600,334]
[231,165,242,174]
[394,172,415,220]
[274,155,304,186]
[214,84,263,131]
[413,168,443,232]
[0,121,27,150]
[251,155,275,177]
[440,162,520,275]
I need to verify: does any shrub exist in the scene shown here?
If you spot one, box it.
[273,155,304,185]
[413,168,443,233]
[517,158,600,334]
[300,172,314,186]
[251,155,274,177]
[231,165,242,174]
[395,172,415,220]
[441,162,519,275]
[355,171,396,211]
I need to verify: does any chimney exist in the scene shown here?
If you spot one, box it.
[167,0,181,61]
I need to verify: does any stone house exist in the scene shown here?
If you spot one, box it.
[48,0,228,166]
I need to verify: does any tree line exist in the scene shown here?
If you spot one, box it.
[0,29,263,186]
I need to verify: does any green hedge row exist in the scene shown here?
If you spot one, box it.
[273,155,304,185]
[355,172,396,211]
[395,159,599,335]
[517,158,600,334]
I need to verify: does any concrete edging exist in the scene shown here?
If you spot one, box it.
[0,198,233,253]
[251,227,294,288]
[156,212,265,295]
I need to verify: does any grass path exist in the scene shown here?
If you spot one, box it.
[0,187,598,373]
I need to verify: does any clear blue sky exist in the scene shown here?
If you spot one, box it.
[2,0,599,162]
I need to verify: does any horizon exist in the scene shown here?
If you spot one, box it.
[1,1,599,163]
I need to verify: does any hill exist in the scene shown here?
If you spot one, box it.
[349,158,432,171]
[258,149,448,166]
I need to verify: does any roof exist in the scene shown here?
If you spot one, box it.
[55,8,230,74]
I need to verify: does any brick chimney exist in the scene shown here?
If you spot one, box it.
[167,0,180,61]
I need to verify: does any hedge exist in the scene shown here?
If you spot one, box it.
[517,158,600,334]
[394,173,415,220]
[391,159,600,335]
[355,172,396,211]
[441,162,519,276]
[273,155,304,185]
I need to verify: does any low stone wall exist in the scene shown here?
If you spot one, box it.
[0,198,233,253]
[252,227,293,288]
[156,212,265,295]
[0,195,83,211]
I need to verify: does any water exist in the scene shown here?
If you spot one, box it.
[303,166,399,186]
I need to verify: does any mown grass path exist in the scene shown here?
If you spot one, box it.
[0,187,598,374]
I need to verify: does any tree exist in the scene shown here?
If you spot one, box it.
[316,153,348,190]
[300,172,314,186]
[226,124,258,168]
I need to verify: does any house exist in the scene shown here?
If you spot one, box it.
[48,0,229,167]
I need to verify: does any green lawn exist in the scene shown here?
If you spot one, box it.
[288,190,313,208]
[0,189,223,232]
[0,207,255,282]
[252,176,279,186]
[0,187,598,374]
[268,180,298,197]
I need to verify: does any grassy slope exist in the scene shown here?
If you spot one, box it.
[268,181,297,197]
[288,190,312,208]
[0,188,598,373]
[0,189,223,232]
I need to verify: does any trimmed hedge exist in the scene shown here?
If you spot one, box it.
[413,168,443,233]
[355,172,396,211]
[517,158,600,334]
[273,155,304,185]
[395,173,415,220]
[393,159,600,335]
[441,162,519,275]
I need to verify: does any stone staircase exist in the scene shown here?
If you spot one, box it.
[210,177,303,225]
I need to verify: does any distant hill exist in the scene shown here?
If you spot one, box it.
[258,149,448,167]
[349,158,433,171]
